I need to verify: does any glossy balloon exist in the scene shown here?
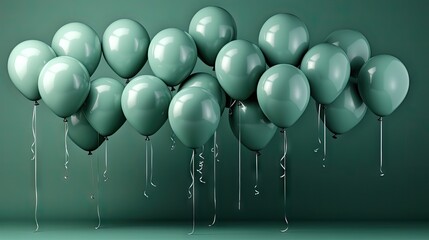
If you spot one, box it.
[179,72,226,111]
[8,40,56,101]
[300,43,350,105]
[357,55,409,117]
[229,97,277,151]
[258,13,309,67]
[188,6,237,66]
[67,110,104,152]
[121,75,172,136]
[52,22,102,76]
[325,29,371,77]
[169,88,220,149]
[257,64,310,128]
[148,28,197,87]
[215,40,266,101]
[103,19,150,79]
[38,56,90,118]
[83,77,125,137]
[322,82,367,135]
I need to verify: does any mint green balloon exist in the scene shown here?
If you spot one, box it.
[358,55,409,117]
[8,40,56,101]
[169,88,220,149]
[67,109,104,152]
[257,64,310,129]
[322,82,367,135]
[300,43,350,105]
[103,19,150,79]
[83,77,125,137]
[229,97,277,151]
[52,22,101,76]
[148,28,197,87]
[325,29,371,77]
[258,13,309,67]
[121,75,172,136]
[179,72,226,110]
[188,6,237,66]
[215,40,266,101]
[38,56,90,118]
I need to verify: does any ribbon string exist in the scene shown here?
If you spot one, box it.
[209,131,218,227]
[323,107,327,168]
[254,152,260,196]
[280,129,289,232]
[64,119,70,179]
[379,117,384,177]
[238,101,242,210]
[103,138,108,182]
[197,145,206,184]
[314,103,322,153]
[150,139,156,187]
[89,153,101,229]
[31,103,39,232]
[188,150,195,199]
[188,149,196,235]
[144,137,149,198]
[170,133,176,151]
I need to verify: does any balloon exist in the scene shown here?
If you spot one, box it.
[38,56,90,118]
[322,82,367,135]
[82,77,126,137]
[67,109,104,152]
[300,43,350,105]
[258,13,309,67]
[52,22,102,76]
[257,64,310,129]
[325,29,371,77]
[179,72,226,111]
[215,40,266,101]
[8,40,56,101]
[188,6,237,66]
[169,88,220,149]
[229,97,277,151]
[121,75,172,136]
[357,55,409,117]
[102,19,150,79]
[148,28,197,87]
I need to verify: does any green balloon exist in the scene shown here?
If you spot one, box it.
[229,97,277,151]
[188,6,237,67]
[300,43,350,105]
[148,28,197,87]
[358,55,409,117]
[83,77,125,137]
[215,40,266,101]
[67,109,104,152]
[325,29,371,77]
[103,19,150,79]
[258,13,309,67]
[8,40,56,101]
[179,72,226,111]
[52,22,102,76]
[257,64,310,129]
[322,82,367,135]
[121,75,172,136]
[38,56,90,118]
[169,88,220,149]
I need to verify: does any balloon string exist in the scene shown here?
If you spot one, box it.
[238,101,242,210]
[379,117,384,177]
[323,106,327,168]
[188,149,196,235]
[150,139,156,187]
[209,131,218,227]
[64,119,70,180]
[254,152,260,196]
[103,138,108,182]
[229,100,237,115]
[89,153,101,229]
[188,150,195,199]
[31,103,39,232]
[314,103,322,153]
[197,145,206,184]
[280,129,289,232]
[170,132,176,150]
[144,137,149,198]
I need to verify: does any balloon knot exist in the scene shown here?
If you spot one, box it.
[378,117,383,121]
[34,100,39,106]
[256,151,261,156]
[280,128,285,133]
[105,136,109,141]
[170,86,176,92]
[88,151,93,156]
[332,134,338,139]
[145,136,150,141]
[125,79,130,84]
[63,118,68,122]
[212,66,215,71]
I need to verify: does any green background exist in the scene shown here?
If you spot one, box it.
[0,0,428,224]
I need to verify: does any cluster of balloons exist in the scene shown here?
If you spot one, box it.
[8,6,409,160]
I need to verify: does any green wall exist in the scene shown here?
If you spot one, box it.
[1,0,428,222]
